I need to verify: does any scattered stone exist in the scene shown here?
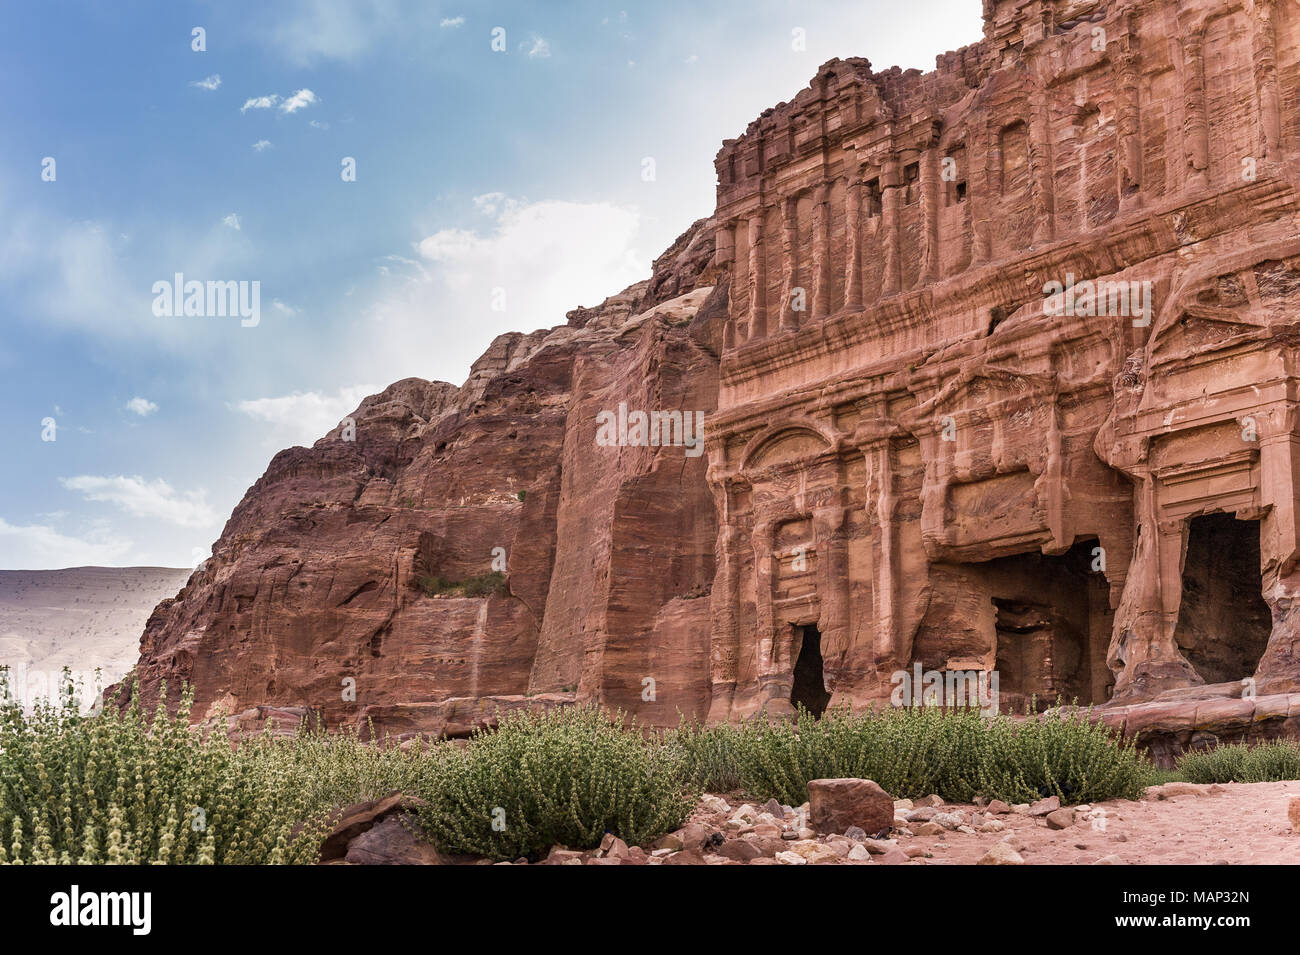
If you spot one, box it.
[977,820,1005,833]
[986,800,1012,815]
[775,851,807,865]
[977,843,1026,866]
[716,839,763,862]
[843,825,868,842]
[905,807,938,823]
[916,794,944,808]
[343,816,441,865]
[807,778,895,835]
[1045,808,1076,830]
[1093,854,1125,865]
[915,822,946,836]
[699,795,730,814]
[1029,796,1061,816]
[931,811,965,830]
[762,798,784,818]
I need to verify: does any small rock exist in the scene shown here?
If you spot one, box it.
[808,778,894,835]
[903,845,928,858]
[878,847,910,865]
[699,794,730,814]
[905,807,938,822]
[716,839,762,862]
[775,850,807,865]
[846,845,872,862]
[986,799,1012,815]
[977,820,1005,833]
[780,830,799,841]
[762,798,784,818]
[1045,808,1076,830]
[843,825,868,842]
[1011,803,1031,814]
[916,794,944,807]
[893,798,914,812]
[863,838,898,855]
[931,811,965,830]
[1028,796,1061,817]
[977,843,1025,866]
[915,822,945,836]
[790,840,840,864]
[1093,854,1125,865]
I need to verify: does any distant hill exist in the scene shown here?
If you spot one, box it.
[0,566,191,706]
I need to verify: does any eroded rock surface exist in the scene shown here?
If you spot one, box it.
[121,1,1300,755]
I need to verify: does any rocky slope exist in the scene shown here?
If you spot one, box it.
[114,220,727,736]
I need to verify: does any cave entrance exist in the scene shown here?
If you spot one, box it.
[988,539,1111,714]
[1174,513,1270,685]
[790,624,831,718]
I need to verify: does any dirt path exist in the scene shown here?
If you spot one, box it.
[897,781,1300,865]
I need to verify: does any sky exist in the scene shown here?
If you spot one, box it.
[0,0,982,569]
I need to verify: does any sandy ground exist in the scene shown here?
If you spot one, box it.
[895,781,1300,865]
[0,566,190,704]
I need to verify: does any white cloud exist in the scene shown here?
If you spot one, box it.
[440,16,464,28]
[522,35,551,59]
[252,139,273,151]
[354,196,644,386]
[241,94,279,113]
[222,213,242,230]
[471,192,509,216]
[231,384,380,448]
[190,74,222,90]
[309,120,329,130]
[261,0,402,65]
[125,397,158,417]
[280,88,319,114]
[60,476,219,529]
[0,517,132,569]
[272,299,298,315]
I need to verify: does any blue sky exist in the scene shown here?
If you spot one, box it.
[0,0,981,569]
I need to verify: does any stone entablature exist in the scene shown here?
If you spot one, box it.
[704,0,1300,723]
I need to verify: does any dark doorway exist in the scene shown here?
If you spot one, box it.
[790,625,831,717]
[1174,513,1271,685]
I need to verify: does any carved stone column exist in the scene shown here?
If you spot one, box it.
[1116,25,1144,210]
[746,214,767,339]
[1028,85,1054,245]
[1180,27,1211,190]
[811,182,832,320]
[919,144,941,284]
[1251,0,1283,160]
[880,156,903,296]
[779,195,800,332]
[974,121,999,264]
[844,173,864,308]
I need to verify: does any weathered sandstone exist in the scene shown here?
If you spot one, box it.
[120,0,1300,758]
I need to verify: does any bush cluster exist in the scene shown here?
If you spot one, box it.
[1176,740,1300,783]
[414,705,694,861]
[670,704,1150,806]
[0,674,332,864]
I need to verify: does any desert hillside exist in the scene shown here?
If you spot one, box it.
[0,567,191,702]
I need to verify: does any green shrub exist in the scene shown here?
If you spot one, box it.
[671,704,1149,806]
[414,705,694,860]
[414,571,507,598]
[976,707,1149,804]
[1177,740,1300,783]
[0,674,332,864]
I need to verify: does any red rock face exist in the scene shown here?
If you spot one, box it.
[703,0,1300,750]
[123,1,1300,753]
[115,221,724,737]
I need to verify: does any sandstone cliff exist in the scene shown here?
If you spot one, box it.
[117,220,727,737]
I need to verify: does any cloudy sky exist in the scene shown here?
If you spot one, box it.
[0,0,981,569]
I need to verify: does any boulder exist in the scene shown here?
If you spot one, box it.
[808,778,894,835]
